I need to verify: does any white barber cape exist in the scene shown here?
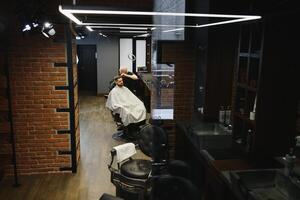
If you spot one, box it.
[106,86,146,126]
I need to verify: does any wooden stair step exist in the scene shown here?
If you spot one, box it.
[0,96,8,107]
[0,153,11,164]
[0,121,10,134]
[0,111,9,122]
[0,75,7,88]
[0,88,7,97]
[0,132,10,142]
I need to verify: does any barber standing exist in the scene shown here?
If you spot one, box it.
[119,66,139,96]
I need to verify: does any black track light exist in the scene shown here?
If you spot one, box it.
[41,22,55,38]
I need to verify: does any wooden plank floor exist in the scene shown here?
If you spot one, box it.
[0,95,148,200]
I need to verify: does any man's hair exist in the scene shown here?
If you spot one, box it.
[114,76,122,82]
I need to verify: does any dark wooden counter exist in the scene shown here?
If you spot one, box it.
[175,121,285,200]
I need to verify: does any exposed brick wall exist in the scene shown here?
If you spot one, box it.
[160,43,196,120]
[159,42,196,157]
[1,23,79,175]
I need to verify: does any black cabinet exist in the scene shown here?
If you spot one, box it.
[232,22,263,155]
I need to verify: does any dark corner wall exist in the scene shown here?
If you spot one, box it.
[76,32,119,95]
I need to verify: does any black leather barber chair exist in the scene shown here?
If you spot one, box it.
[108,124,168,200]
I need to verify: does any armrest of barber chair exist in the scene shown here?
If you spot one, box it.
[108,149,117,170]
[108,148,134,171]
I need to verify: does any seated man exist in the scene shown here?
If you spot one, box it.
[106,76,147,138]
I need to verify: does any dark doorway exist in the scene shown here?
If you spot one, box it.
[77,45,97,94]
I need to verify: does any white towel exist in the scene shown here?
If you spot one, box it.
[113,143,136,163]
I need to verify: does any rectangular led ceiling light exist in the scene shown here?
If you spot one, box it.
[88,26,149,31]
[120,31,148,33]
[59,5,261,30]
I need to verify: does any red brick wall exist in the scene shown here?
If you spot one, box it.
[160,43,196,120]
[159,42,196,157]
[1,23,79,175]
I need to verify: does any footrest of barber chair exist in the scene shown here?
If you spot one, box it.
[112,130,125,140]
[99,193,124,200]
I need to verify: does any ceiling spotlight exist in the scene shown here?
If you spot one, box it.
[22,24,31,32]
[32,22,39,27]
[44,22,52,28]
[75,36,81,40]
[41,22,56,38]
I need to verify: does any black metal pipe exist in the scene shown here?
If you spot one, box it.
[65,25,77,173]
[5,44,20,187]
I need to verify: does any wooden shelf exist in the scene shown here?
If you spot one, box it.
[0,121,10,134]
[236,83,257,92]
[0,88,7,97]
[0,117,8,123]
[0,153,11,164]
[0,132,10,142]
[239,52,260,58]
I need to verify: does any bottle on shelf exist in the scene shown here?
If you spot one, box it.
[225,106,231,126]
[246,129,252,152]
[250,95,257,120]
[283,148,296,177]
[219,106,225,124]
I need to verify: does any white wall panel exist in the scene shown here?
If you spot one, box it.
[119,38,133,72]
[136,40,146,70]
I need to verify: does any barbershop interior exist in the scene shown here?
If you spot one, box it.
[0,0,299,200]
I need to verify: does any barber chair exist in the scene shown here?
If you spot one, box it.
[108,124,168,200]
[151,174,199,200]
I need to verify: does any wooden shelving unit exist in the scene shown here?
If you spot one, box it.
[232,22,263,157]
[232,15,299,159]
